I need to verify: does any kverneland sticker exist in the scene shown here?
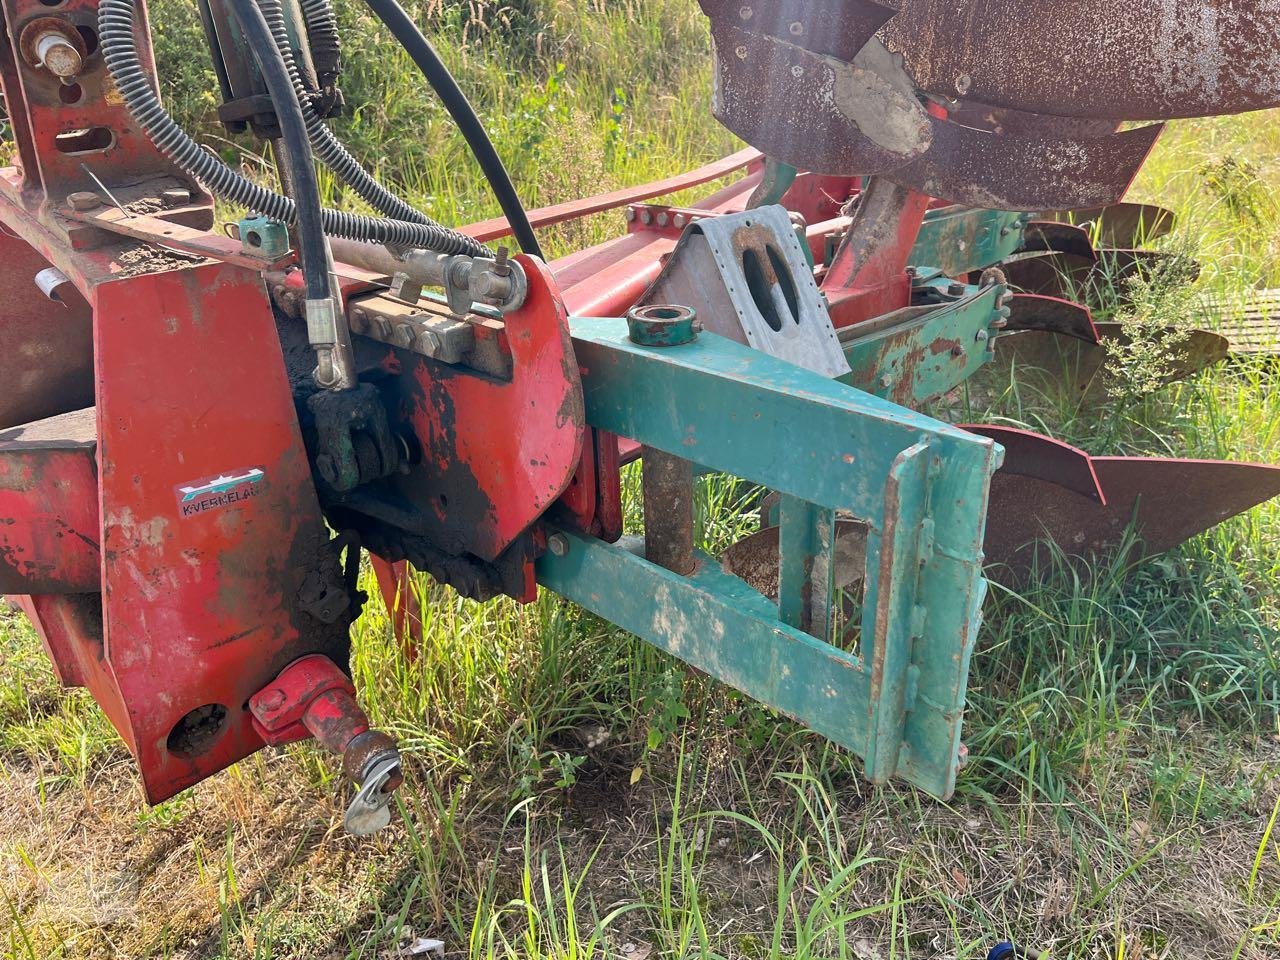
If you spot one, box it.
[174,467,265,518]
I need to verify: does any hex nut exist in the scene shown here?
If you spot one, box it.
[67,191,101,212]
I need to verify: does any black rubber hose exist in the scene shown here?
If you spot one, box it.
[362,0,544,259]
[259,0,437,228]
[299,0,342,90]
[225,0,328,302]
[98,0,489,256]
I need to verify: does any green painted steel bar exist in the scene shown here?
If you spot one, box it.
[862,442,929,781]
[560,318,1004,798]
[778,495,836,639]
[912,207,1029,277]
[537,532,876,750]
[839,282,1006,408]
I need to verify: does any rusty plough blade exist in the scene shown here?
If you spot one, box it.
[963,427,1280,582]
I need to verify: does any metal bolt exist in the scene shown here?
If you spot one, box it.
[955,73,972,95]
[415,329,442,356]
[625,207,636,222]
[260,688,286,711]
[492,244,511,278]
[547,533,570,557]
[975,329,990,343]
[640,209,653,225]
[656,211,670,227]
[390,323,416,348]
[791,65,804,78]
[948,281,967,297]
[388,271,424,304]
[789,20,803,34]
[951,344,966,358]
[738,5,752,18]
[67,191,100,212]
[673,213,688,229]
[34,31,82,81]
[879,374,894,389]
[735,44,748,59]
[372,317,392,340]
[349,308,368,334]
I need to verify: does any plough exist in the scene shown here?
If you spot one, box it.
[1,0,1278,834]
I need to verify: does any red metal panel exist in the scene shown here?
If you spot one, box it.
[94,262,343,802]
[0,408,100,593]
[0,230,94,429]
[391,255,584,561]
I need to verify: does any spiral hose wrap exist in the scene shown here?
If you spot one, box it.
[98,0,489,256]
[258,0,435,229]
[299,0,342,90]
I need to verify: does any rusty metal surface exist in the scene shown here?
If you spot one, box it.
[702,0,894,62]
[994,324,1230,403]
[1002,249,1201,304]
[962,425,1103,503]
[1005,294,1100,343]
[884,117,1163,210]
[881,0,1280,121]
[1035,203,1176,250]
[709,25,931,176]
[976,429,1280,578]
[721,520,869,600]
[642,448,696,575]
[947,98,1119,139]
[1021,222,1098,261]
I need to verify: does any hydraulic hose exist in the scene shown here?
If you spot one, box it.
[98,0,489,257]
[299,0,342,90]
[259,0,434,228]
[225,0,328,304]
[362,0,544,260]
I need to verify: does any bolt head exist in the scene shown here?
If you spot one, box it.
[67,191,100,212]
[548,533,570,557]
[738,4,752,18]
[789,20,803,34]
[416,329,442,355]
[259,688,286,711]
[879,375,894,389]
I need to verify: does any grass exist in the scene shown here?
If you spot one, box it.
[4,1,1280,957]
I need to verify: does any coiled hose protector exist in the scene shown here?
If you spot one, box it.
[98,0,488,256]
[259,0,434,229]
[299,0,341,90]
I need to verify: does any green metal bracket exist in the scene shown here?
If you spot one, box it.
[912,207,1029,277]
[839,279,1008,408]
[239,215,290,259]
[542,318,1004,799]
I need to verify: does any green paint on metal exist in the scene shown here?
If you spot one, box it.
[626,304,700,347]
[778,495,836,639]
[912,207,1028,277]
[238,215,290,259]
[839,281,1006,408]
[556,318,1005,798]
